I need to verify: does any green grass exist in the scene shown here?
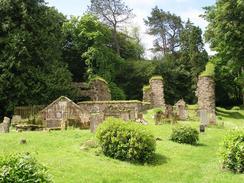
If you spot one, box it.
[0,106,244,183]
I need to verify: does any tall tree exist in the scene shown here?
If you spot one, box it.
[145,6,183,55]
[204,0,244,105]
[180,20,208,97]
[88,0,133,55]
[0,0,75,118]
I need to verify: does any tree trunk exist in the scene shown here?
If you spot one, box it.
[112,26,120,55]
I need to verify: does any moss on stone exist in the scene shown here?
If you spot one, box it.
[143,85,151,92]
[89,76,108,85]
[200,62,215,77]
[149,76,163,82]
[78,100,142,104]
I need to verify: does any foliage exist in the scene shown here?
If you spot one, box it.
[145,6,183,54]
[96,117,156,163]
[62,14,120,82]
[170,125,199,145]
[200,62,215,77]
[0,0,76,118]
[89,0,133,55]
[114,60,158,100]
[109,82,126,100]
[220,130,244,173]
[0,154,52,183]
[143,85,151,92]
[203,0,244,105]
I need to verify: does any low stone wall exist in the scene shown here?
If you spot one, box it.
[78,100,144,123]
[196,76,216,124]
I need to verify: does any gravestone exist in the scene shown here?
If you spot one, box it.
[0,117,10,133]
[175,99,188,120]
[199,110,208,126]
[165,105,173,119]
[154,111,164,125]
[90,113,104,133]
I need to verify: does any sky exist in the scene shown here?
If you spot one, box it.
[46,0,216,58]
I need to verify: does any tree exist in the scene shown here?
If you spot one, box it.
[62,14,121,82]
[203,0,244,105]
[179,20,209,101]
[0,0,76,118]
[145,6,183,55]
[88,0,133,55]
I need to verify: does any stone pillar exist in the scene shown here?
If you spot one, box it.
[196,76,216,124]
[149,76,165,108]
[143,85,151,103]
[0,117,10,133]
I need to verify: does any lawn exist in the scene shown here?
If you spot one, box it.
[0,106,243,183]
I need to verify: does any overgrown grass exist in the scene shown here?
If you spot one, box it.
[0,106,243,183]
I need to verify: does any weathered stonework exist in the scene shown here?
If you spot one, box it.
[78,100,143,122]
[74,77,111,101]
[143,85,151,103]
[0,117,10,133]
[40,96,90,129]
[196,76,216,124]
[143,76,165,108]
[175,99,188,120]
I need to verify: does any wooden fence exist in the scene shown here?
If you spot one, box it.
[14,105,45,119]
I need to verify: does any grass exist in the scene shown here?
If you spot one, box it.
[0,106,244,183]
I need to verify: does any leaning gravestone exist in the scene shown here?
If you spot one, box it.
[0,117,10,133]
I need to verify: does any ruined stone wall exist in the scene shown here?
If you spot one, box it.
[196,76,216,124]
[143,86,151,103]
[74,77,111,101]
[149,76,165,108]
[78,101,143,122]
[40,97,90,129]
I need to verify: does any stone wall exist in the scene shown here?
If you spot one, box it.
[143,85,151,103]
[74,77,111,101]
[149,76,165,108]
[78,100,143,122]
[196,76,216,124]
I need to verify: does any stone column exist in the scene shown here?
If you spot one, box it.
[196,76,216,124]
[149,76,165,108]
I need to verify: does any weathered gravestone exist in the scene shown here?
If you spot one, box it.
[175,99,188,120]
[136,113,148,125]
[90,113,104,133]
[154,111,164,125]
[200,110,208,126]
[165,105,173,119]
[0,117,10,133]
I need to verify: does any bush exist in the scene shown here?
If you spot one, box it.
[0,154,52,182]
[96,117,156,163]
[170,126,199,145]
[220,130,244,173]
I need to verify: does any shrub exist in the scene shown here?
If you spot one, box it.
[170,126,199,145]
[96,117,156,163]
[0,154,52,182]
[220,130,244,173]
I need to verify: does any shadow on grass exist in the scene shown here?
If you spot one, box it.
[216,108,244,120]
[196,143,207,147]
[147,153,169,166]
